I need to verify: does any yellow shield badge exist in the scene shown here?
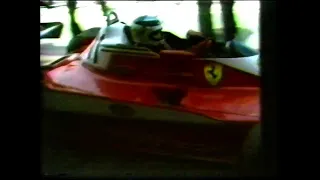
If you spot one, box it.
[204,63,223,86]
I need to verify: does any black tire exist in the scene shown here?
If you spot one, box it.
[67,27,101,53]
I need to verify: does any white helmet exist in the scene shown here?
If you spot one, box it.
[130,15,164,47]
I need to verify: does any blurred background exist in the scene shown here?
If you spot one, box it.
[40,1,259,50]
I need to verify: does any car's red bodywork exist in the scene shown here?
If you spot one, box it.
[42,36,260,164]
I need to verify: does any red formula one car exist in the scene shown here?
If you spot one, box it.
[41,12,260,166]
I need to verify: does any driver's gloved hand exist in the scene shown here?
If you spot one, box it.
[186,30,206,46]
[161,40,172,50]
[188,39,213,57]
[225,40,233,49]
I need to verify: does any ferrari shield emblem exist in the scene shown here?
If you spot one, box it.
[204,63,223,86]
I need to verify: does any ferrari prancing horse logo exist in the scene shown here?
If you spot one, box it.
[204,63,223,86]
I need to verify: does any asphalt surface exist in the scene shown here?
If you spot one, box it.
[41,111,237,178]
[42,148,235,177]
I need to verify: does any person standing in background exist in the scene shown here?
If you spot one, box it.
[96,0,110,16]
[197,0,237,42]
[220,0,237,42]
[66,0,81,37]
[67,0,111,37]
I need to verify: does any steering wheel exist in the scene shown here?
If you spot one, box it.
[186,30,236,58]
[188,39,213,57]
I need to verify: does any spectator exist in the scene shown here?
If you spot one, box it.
[67,0,111,37]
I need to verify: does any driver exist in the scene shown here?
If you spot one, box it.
[130,15,171,53]
[129,15,213,56]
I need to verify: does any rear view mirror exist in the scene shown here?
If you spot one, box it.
[106,11,119,26]
[40,22,63,39]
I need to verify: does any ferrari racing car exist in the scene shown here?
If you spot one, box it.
[41,12,260,165]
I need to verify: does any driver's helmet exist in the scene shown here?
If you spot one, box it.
[130,15,164,47]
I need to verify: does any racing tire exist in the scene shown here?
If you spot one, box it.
[67,27,101,54]
[236,124,263,176]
